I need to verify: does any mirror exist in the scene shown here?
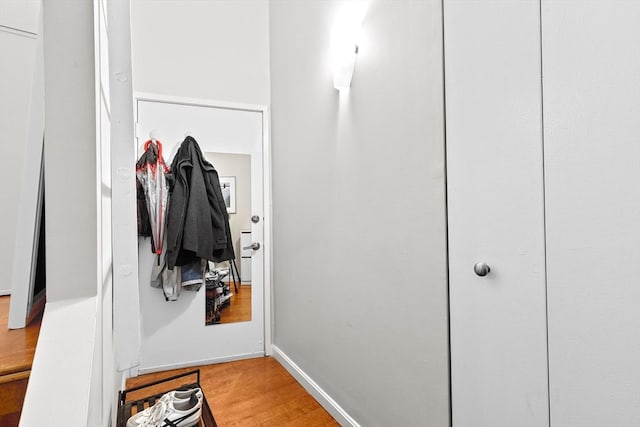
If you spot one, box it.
[4,4,46,329]
[204,152,252,325]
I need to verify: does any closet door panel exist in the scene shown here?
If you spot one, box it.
[445,1,548,425]
[542,2,640,425]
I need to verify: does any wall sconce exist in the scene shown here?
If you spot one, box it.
[333,43,359,91]
[332,4,365,91]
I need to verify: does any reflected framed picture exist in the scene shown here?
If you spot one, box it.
[219,176,236,214]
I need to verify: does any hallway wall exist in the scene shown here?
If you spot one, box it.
[269,1,449,425]
[21,1,119,425]
[0,5,39,295]
[130,0,270,106]
[130,1,448,424]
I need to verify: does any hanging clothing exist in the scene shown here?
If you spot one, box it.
[180,259,207,292]
[150,242,205,301]
[165,136,235,270]
[136,139,171,257]
[150,254,181,301]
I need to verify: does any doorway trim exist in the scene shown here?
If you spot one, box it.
[133,92,273,357]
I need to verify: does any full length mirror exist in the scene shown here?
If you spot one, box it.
[204,152,252,325]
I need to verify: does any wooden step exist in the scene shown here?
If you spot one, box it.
[0,370,30,427]
[0,296,42,427]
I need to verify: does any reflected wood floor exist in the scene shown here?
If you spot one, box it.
[0,296,43,426]
[126,357,339,426]
[219,284,251,324]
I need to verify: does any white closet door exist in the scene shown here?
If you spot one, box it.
[444,1,549,425]
[542,2,640,425]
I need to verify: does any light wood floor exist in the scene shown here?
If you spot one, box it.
[0,296,41,376]
[219,284,251,324]
[126,357,340,426]
[0,296,43,426]
[2,296,337,426]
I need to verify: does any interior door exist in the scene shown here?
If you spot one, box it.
[444,1,549,425]
[542,2,640,425]
[135,99,265,371]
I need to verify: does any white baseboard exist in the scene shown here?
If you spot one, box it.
[0,290,11,296]
[137,351,265,375]
[271,345,360,427]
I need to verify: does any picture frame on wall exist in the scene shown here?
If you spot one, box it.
[219,176,236,214]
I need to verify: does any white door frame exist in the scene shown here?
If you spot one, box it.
[133,92,273,357]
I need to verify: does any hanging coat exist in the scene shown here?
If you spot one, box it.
[165,136,235,270]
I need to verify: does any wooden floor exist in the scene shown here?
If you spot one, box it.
[219,284,251,324]
[0,296,42,376]
[1,296,337,426]
[126,357,339,426]
[0,296,43,426]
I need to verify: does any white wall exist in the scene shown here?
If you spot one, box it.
[269,1,449,425]
[0,6,39,295]
[131,0,270,106]
[21,1,121,425]
[131,2,448,424]
[0,0,40,34]
[43,0,98,301]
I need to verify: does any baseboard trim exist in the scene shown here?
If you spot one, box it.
[137,351,265,375]
[271,345,360,427]
[0,290,11,296]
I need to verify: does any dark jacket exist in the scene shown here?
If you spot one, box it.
[166,136,235,269]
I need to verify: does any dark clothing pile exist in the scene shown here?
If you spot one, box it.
[136,136,235,301]
[136,176,152,240]
[165,136,235,269]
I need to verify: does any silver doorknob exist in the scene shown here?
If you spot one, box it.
[243,242,260,251]
[474,262,491,277]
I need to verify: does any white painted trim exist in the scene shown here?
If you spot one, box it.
[109,0,141,375]
[262,106,273,356]
[271,345,361,427]
[0,290,11,296]
[20,297,100,427]
[138,351,265,375]
[135,92,266,114]
[133,92,273,357]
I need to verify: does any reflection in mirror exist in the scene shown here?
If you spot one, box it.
[204,152,252,325]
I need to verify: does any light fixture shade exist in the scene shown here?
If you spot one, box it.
[331,2,365,92]
[333,45,357,91]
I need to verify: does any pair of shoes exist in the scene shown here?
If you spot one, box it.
[127,387,203,427]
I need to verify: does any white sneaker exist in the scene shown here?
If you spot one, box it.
[127,388,203,427]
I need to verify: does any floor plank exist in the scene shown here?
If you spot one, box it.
[0,296,42,376]
[0,296,43,426]
[126,357,339,426]
[219,284,251,324]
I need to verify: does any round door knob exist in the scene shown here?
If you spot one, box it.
[474,262,491,277]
